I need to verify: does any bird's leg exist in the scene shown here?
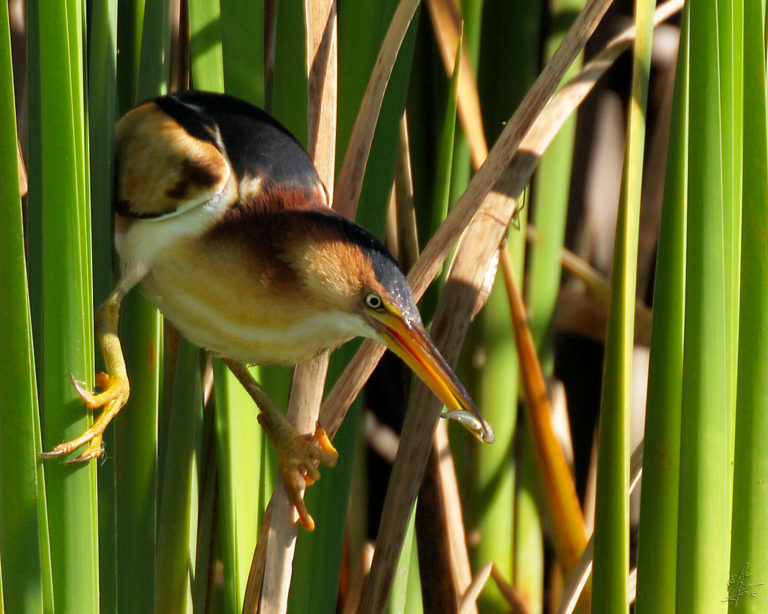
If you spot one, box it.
[41,285,131,462]
[222,358,338,531]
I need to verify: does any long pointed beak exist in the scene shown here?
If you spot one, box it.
[370,311,495,444]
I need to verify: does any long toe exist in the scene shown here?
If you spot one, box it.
[41,374,128,460]
[259,415,340,531]
[312,425,338,465]
[64,435,104,463]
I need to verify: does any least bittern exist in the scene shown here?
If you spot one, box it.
[43,91,494,530]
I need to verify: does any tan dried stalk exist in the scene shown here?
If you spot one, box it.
[255,1,337,613]
[457,562,494,614]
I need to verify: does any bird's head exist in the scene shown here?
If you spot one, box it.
[281,210,494,444]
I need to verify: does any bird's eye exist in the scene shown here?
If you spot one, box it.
[364,292,383,310]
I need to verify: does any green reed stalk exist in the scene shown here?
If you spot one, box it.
[87,0,119,608]
[727,0,768,610]
[30,0,99,610]
[675,0,735,609]
[591,0,654,610]
[0,3,52,610]
[634,7,689,613]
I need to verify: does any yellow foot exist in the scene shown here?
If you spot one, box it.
[258,416,339,531]
[40,371,130,463]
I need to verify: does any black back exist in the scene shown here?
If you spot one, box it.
[154,91,324,199]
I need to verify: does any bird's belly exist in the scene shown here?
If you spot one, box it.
[141,262,367,365]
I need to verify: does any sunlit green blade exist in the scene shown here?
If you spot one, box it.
[137,0,171,101]
[387,506,418,614]
[405,526,423,610]
[29,0,99,610]
[221,0,264,104]
[528,0,586,370]
[728,0,768,610]
[155,339,203,613]
[470,260,521,613]
[213,359,276,613]
[112,298,160,613]
[420,25,462,326]
[675,0,733,609]
[337,0,419,236]
[88,0,118,361]
[515,433,544,614]
[87,0,119,609]
[112,3,171,610]
[270,0,307,139]
[431,30,461,233]
[634,7,689,613]
[448,0,482,196]
[459,3,538,611]
[591,0,654,610]
[0,4,52,609]
[718,0,743,436]
[116,0,145,112]
[188,0,225,92]
[289,401,360,612]
[185,3,270,610]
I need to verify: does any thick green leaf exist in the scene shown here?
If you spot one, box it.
[634,7,689,613]
[31,0,100,610]
[528,0,586,370]
[213,360,275,613]
[111,2,171,609]
[387,506,418,614]
[727,0,768,610]
[675,0,734,610]
[155,339,203,613]
[0,3,52,610]
[591,0,654,609]
[221,0,264,104]
[87,1,119,610]
[189,0,225,92]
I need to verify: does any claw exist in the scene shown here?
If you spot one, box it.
[70,374,95,405]
[294,495,316,531]
[258,415,339,531]
[63,435,104,463]
[41,371,129,461]
[313,424,339,462]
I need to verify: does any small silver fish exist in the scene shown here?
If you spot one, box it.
[441,410,495,443]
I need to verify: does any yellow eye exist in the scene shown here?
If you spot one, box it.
[364,292,383,310]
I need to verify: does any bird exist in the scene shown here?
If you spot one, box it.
[42,90,494,530]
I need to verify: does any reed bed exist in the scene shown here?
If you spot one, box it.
[1,1,765,612]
